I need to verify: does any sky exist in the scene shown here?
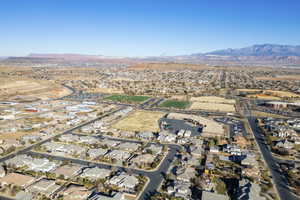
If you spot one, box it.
[0,0,299,57]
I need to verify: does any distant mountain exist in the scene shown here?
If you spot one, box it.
[205,44,300,57]
[2,44,300,67]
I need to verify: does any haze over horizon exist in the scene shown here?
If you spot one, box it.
[1,0,300,57]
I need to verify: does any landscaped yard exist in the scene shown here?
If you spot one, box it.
[158,100,189,109]
[104,94,150,103]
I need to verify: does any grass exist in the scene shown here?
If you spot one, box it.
[158,100,189,109]
[104,94,150,103]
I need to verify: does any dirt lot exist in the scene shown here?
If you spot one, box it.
[0,78,72,101]
[246,94,281,100]
[190,96,235,104]
[190,102,236,112]
[252,111,289,118]
[264,90,300,98]
[238,89,300,99]
[167,113,225,137]
[189,96,236,112]
[0,131,39,140]
[86,88,124,94]
[112,110,165,132]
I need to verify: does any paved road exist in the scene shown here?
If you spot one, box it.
[247,117,299,200]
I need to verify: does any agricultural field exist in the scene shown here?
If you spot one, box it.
[158,100,190,109]
[112,110,165,132]
[104,94,150,103]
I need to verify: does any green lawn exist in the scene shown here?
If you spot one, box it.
[158,100,189,109]
[104,94,150,103]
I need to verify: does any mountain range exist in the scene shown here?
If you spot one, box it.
[3,44,300,67]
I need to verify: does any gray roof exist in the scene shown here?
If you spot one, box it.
[202,191,229,200]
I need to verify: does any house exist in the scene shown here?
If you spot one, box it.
[190,146,204,157]
[158,131,177,143]
[87,148,107,159]
[210,146,220,153]
[59,184,93,200]
[177,129,185,137]
[177,167,196,182]
[201,191,230,200]
[136,131,155,140]
[0,165,5,177]
[184,130,192,137]
[144,144,163,155]
[0,173,36,188]
[241,153,258,166]
[90,192,125,200]
[105,150,131,162]
[79,136,99,145]
[80,167,111,180]
[167,180,192,199]
[222,144,243,156]
[177,138,191,144]
[107,172,139,193]
[53,164,83,179]
[26,178,60,197]
[21,135,41,143]
[59,134,80,143]
[131,154,155,167]
[6,154,59,172]
[236,179,266,200]
[275,140,294,149]
[102,139,120,147]
[117,142,141,152]
[42,142,87,156]
[15,191,33,200]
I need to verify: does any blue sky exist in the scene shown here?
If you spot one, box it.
[0,0,299,56]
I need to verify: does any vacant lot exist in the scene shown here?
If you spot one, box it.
[246,94,281,100]
[190,102,236,112]
[238,89,300,99]
[87,88,123,94]
[190,96,235,104]
[264,90,300,98]
[159,100,190,109]
[104,95,150,103]
[189,96,235,112]
[0,78,71,101]
[252,111,288,118]
[112,110,165,132]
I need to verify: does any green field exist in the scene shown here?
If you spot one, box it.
[158,100,190,109]
[104,94,150,103]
